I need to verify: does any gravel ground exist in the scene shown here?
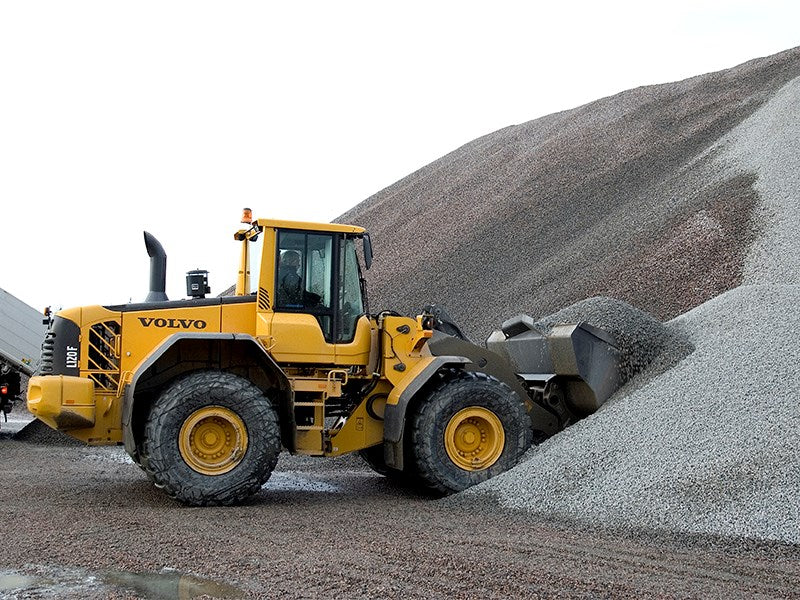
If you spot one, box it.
[454,285,800,544]
[1,440,799,599]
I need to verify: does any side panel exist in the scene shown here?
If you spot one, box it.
[326,394,386,456]
[265,313,336,363]
[221,301,257,335]
[333,315,373,366]
[119,305,223,374]
[0,287,46,376]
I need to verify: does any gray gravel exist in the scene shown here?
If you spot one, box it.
[455,285,800,544]
[337,47,800,546]
[721,74,800,284]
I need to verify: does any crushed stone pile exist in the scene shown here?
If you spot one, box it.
[340,47,800,342]
[440,59,800,544]
[453,285,800,545]
[721,73,800,284]
[532,296,693,385]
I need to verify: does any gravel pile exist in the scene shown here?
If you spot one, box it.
[532,296,693,385]
[445,70,800,543]
[339,47,800,341]
[454,285,800,544]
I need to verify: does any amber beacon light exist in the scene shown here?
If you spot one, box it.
[241,208,253,224]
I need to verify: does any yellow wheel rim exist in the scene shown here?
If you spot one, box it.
[444,407,505,471]
[179,406,248,475]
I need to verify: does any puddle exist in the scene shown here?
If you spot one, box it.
[0,566,244,599]
[104,568,244,599]
[0,574,39,592]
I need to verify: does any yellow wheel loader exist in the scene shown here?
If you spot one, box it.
[27,210,621,505]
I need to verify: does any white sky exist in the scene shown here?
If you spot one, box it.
[1,1,798,311]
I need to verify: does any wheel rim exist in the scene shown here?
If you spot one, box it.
[179,406,248,475]
[444,407,505,471]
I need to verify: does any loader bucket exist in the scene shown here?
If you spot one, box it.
[486,316,621,415]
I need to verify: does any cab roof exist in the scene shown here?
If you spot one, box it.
[254,218,365,235]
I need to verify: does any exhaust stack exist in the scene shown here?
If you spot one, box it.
[143,231,168,302]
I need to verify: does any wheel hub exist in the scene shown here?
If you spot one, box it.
[444,407,505,471]
[179,406,248,475]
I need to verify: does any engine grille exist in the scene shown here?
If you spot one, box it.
[87,321,121,391]
[37,330,56,375]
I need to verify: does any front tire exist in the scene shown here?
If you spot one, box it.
[142,370,281,506]
[410,371,533,494]
[359,443,430,491]
[359,444,394,477]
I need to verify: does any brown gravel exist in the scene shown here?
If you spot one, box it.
[1,439,799,599]
[339,47,800,341]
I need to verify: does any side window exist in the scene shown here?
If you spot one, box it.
[338,238,365,343]
[275,231,334,340]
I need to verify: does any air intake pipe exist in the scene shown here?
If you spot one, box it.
[143,231,168,302]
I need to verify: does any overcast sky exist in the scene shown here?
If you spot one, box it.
[1,1,798,312]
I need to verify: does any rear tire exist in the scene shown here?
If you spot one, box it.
[410,370,533,494]
[142,370,281,506]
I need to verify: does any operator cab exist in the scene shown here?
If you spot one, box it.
[274,229,367,343]
[235,214,373,364]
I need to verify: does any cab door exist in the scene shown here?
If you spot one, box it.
[268,230,337,364]
[334,236,372,365]
[265,230,372,366]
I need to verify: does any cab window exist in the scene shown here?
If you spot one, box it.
[338,237,364,343]
[276,231,334,340]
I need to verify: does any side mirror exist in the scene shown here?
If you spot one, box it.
[363,233,373,270]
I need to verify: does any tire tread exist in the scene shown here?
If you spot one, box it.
[142,370,281,506]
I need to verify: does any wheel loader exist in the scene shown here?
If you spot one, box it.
[26,209,621,505]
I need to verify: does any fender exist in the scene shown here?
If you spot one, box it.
[382,355,469,470]
[122,332,290,458]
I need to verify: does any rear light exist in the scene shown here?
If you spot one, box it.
[0,385,7,396]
